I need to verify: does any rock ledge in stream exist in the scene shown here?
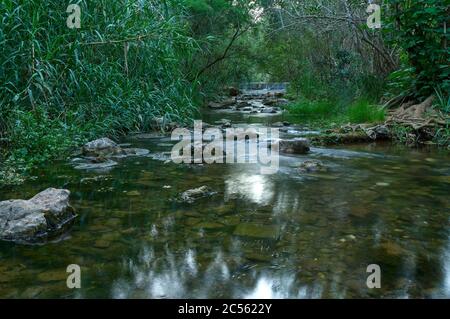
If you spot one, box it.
[82,138,149,158]
[0,188,76,243]
[279,138,310,154]
[73,138,149,171]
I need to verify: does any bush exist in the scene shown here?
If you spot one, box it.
[385,0,449,98]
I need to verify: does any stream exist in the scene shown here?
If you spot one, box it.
[1,94,450,298]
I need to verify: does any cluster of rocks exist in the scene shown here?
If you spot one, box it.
[310,124,391,146]
[208,89,289,115]
[0,188,76,243]
[71,137,149,171]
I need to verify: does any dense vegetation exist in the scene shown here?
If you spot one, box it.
[1,0,449,184]
[0,0,199,183]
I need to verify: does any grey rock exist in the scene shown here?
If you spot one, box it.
[364,124,390,140]
[82,138,124,157]
[260,108,277,114]
[0,188,76,243]
[208,99,235,109]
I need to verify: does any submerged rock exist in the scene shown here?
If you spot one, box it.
[73,158,118,171]
[0,188,76,243]
[179,186,216,203]
[297,160,327,173]
[122,148,150,157]
[279,138,310,154]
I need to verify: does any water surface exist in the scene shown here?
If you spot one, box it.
[1,110,449,298]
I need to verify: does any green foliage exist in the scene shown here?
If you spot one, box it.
[385,0,449,97]
[434,127,450,147]
[390,124,417,144]
[434,86,450,113]
[181,0,256,95]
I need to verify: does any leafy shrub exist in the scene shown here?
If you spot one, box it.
[385,0,449,98]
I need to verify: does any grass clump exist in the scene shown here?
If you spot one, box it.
[284,98,341,119]
[347,100,386,123]
[284,97,385,126]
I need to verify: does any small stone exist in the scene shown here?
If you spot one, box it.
[245,252,272,262]
[37,270,68,282]
[126,191,141,196]
[376,182,390,187]
[195,222,224,230]
[94,239,111,249]
[380,242,404,256]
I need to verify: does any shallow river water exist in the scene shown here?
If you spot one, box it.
[1,109,449,298]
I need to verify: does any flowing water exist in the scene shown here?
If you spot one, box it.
[1,107,449,299]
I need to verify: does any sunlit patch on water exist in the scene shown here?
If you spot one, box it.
[225,173,274,205]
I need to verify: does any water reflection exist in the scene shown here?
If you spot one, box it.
[225,173,274,205]
[112,246,233,298]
